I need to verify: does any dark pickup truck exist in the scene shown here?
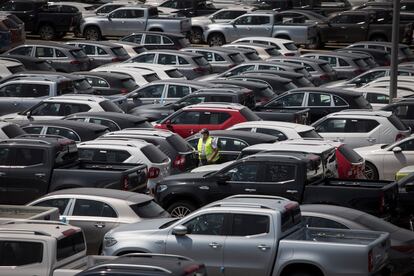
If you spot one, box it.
[154,152,398,218]
[0,136,148,205]
[0,0,82,40]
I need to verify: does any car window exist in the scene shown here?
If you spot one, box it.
[167,85,190,98]
[9,46,32,56]
[22,126,43,134]
[258,65,282,71]
[144,34,162,44]
[33,198,70,215]
[79,148,131,163]
[162,36,173,45]
[264,163,295,182]
[393,105,414,119]
[217,138,248,152]
[270,93,304,107]
[0,147,12,165]
[224,163,258,182]
[171,111,200,124]
[178,56,189,65]
[123,34,142,43]
[201,111,231,124]
[366,93,389,104]
[231,214,269,236]
[136,84,164,98]
[319,56,337,66]
[235,15,270,25]
[398,139,414,151]
[72,199,117,218]
[14,148,44,166]
[333,95,348,107]
[0,241,43,266]
[180,96,206,105]
[315,118,346,132]
[129,200,166,218]
[308,93,332,106]
[158,54,177,65]
[210,95,233,102]
[214,10,246,20]
[228,65,255,76]
[46,127,80,141]
[61,104,91,116]
[35,47,54,58]
[184,213,225,235]
[86,77,109,88]
[0,83,49,97]
[256,128,288,141]
[303,216,348,229]
[89,118,119,131]
[345,119,379,133]
[133,54,155,63]
[338,58,350,67]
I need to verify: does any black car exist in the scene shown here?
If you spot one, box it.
[21,120,110,142]
[259,88,372,123]
[335,48,391,67]
[129,88,256,122]
[381,98,414,130]
[186,130,278,163]
[76,254,207,276]
[120,31,190,50]
[64,112,152,131]
[0,55,56,71]
[240,70,315,88]
[229,73,298,95]
[74,71,138,96]
[159,0,218,17]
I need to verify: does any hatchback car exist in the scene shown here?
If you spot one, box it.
[92,66,160,87]
[109,40,147,57]
[347,41,414,63]
[232,36,299,56]
[336,48,392,67]
[382,98,414,130]
[223,43,281,60]
[28,188,169,254]
[0,55,55,71]
[5,42,90,72]
[120,31,191,50]
[110,63,186,80]
[154,103,261,138]
[237,70,314,89]
[229,73,297,95]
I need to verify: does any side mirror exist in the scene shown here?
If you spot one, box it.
[393,146,402,153]
[172,225,188,236]
[216,174,230,184]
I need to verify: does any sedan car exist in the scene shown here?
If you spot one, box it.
[120,31,191,50]
[28,188,170,254]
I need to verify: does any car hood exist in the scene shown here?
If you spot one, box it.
[191,161,233,173]
[110,218,177,235]
[354,144,388,154]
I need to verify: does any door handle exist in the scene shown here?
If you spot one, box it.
[286,190,298,194]
[257,244,270,251]
[35,173,45,178]
[244,188,256,192]
[94,222,106,228]
[209,242,222,249]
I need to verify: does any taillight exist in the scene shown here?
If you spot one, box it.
[112,57,120,62]
[173,155,186,170]
[368,250,373,273]
[122,176,129,190]
[70,60,80,65]
[319,74,329,80]
[354,69,364,75]
[284,52,295,56]
[396,133,405,141]
[148,167,160,179]
[193,67,207,73]
[184,264,203,275]
[120,88,129,95]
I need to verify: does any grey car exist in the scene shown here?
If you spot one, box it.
[130,50,212,79]
[5,41,91,72]
[180,47,244,73]
[223,43,282,60]
[28,188,169,254]
[66,40,130,69]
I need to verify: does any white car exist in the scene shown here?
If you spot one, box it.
[109,62,187,80]
[231,37,299,56]
[358,76,414,94]
[349,88,413,110]
[222,43,281,60]
[109,41,146,57]
[0,60,24,78]
[0,95,122,125]
[312,110,411,149]
[0,121,25,139]
[355,135,414,180]
[78,139,171,189]
[227,121,322,141]
[92,66,160,86]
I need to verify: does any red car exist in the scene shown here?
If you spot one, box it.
[154,103,261,138]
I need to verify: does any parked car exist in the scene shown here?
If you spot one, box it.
[109,40,147,57]
[66,40,130,69]
[232,47,261,61]
[155,0,219,17]
[110,63,186,80]
[346,41,414,63]
[0,54,55,71]
[80,6,191,40]
[22,119,110,142]
[103,194,391,276]
[154,103,261,138]
[235,70,314,89]
[91,66,160,87]
[130,50,211,80]
[0,121,24,139]
[223,43,281,60]
[382,98,414,130]
[0,15,25,49]
[0,59,24,78]
[120,31,191,50]
[74,71,137,96]
[232,36,300,56]
[312,110,410,149]
[5,42,90,72]
[99,129,198,174]
[336,48,392,66]
[186,130,278,163]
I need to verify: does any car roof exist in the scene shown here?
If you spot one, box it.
[45,95,106,102]
[235,36,292,44]
[233,120,315,131]
[22,119,110,132]
[7,71,87,81]
[227,43,278,50]
[17,41,80,50]
[0,54,47,63]
[244,142,333,153]
[233,73,292,83]
[349,41,409,48]
[142,50,202,57]
[80,138,149,148]
[0,59,21,66]
[331,109,392,117]
[74,71,134,80]
[183,103,245,110]
[183,47,240,54]
[65,112,148,124]
[187,130,278,143]
[108,128,174,138]
[271,56,329,65]
[242,70,305,79]
[127,31,185,38]
[289,87,363,97]
[210,79,269,89]
[66,40,125,48]
[0,221,82,239]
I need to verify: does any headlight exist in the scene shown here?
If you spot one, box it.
[104,236,117,247]
[157,184,168,193]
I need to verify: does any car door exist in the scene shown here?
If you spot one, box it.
[7,45,34,56]
[216,137,249,162]
[165,212,227,276]
[167,110,201,138]
[224,213,276,276]
[130,84,166,106]
[306,92,334,122]
[265,92,305,110]
[382,138,414,180]
[219,161,263,195]
[19,83,51,112]
[106,9,131,36]
[233,15,272,39]
[66,198,119,254]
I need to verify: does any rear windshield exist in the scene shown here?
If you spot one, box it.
[8,65,25,74]
[70,49,87,58]
[354,58,368,68]
[133,46,146,54]
[57,81,75,95]
[229,53,244,63]
[121,78,137,90]
[74,79,92,91]
[401,46,413,57]
[240,107,261,121]
[56,231,85,261]
[36,60,54,71]
[320,63,333,72]
[99,100,123,112]
[245,52,261,61]
[193,56,209,66]
[266,48,280,56]
[299,129,321,139]
[141,144,169,163]
[284,43,298,51]
[259,87,276,98]
[166,69,184,78]
[143,73,160,83]
[2,124,25,138]
[281,205,301,232]
[338,144,363,164]
[284,82,297,91]
[129,200,167,218]
[166,135,192,152]
[388,114,410,131]
[111,47,128,56]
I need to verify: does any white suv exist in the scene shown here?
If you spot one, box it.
[0,95,123,125]
[312,110,411,149]
[78,139,171,190]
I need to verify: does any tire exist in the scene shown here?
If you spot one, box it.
[167,201,196,218]
[364,162,379,180]
[208,33,225,46]
[84,26,102,40]
[38,24,55,40]
[288,272,316,276]
[190,27,203,44]
[370,35,388,42]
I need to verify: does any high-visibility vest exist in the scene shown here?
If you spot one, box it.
[197,137,219,162]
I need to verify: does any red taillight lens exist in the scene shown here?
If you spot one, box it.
[112,57,120,62]
[368,250,373,273]
[148,167,160,179]
[120,88,129,95]
[284,52,295,56]
[122,176,129,190]
[193,67,207,73]
[320,74,329,80]
[70,60,80,65]
[173,155,186,170]
[184,264,203,275]
[396,133,405,141]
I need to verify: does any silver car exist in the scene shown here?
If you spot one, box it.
[28,188,170,254]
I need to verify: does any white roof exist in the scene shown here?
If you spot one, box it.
[244,142,334,154]
[79,139,150,148]
[233,37,293,44]
[279,139,340,147]
[46,95,106,102]
[112,63,178,72]
[94,65,154,75]
[230,121,315,132]
[327,109,392,117]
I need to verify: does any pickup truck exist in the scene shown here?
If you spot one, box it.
[0,205,59,224]
[154,153,398,219]
[80,6,191,40]
[0,136,148,205]
[204,10,318,46]
[103,194,391,276]
[0,0,82,40]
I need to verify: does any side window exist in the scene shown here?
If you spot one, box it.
[136,84,164,98]
[229,65,255,76]
[343,119,379,133]
[0,241,43,266]
[178,56,189,65]
[72,199,117,218]
[55,49,66,58]
[315,118,346,132]
[162,36,173,45]
[218,138,248,152]
[234,15,252,25]
[330,15,349,24]
[89,118,119,131]
[224,163,258,182]
[264,163,295,182]
[184,213,225,235]
[167,85,190,98]
[333,95,348,107]
[338,58,350,67]
[60,104,91,116]
[398,139,414,151]
[303,216,348,229]
[109,9,129,18]
[80,44,95,55]
[366,93,389,104]
[96,47,107,55]
[46,127,80,141]
[133,54,155,63]
[0,83,21,97]
[232,214,269,236]
[256,128,288,141]
[33,198,70,215]
[160,0,178,8]
[308,93,332,106]
[270,93,304,107]
[210,95,232,102]
[214,53,225,62]
[22,126,43,134]
[158,54,177,65]
[9,46,32,56]
[202,112,231,124]
[0,147,13,166]
[319,56,337,66]
[181,96,206,105]
[199,51,213,62]
[79,148,131,163]
[171,111,200,124]
[144,34,162,44]
[21,84,49,97]
[31,103,61,116]
[124,34,142,43]
[14,148,44,166]
[394,105,414,119]
[258,65,282,71]
[35,47,54,58]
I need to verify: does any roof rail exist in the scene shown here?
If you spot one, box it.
[208,201,272,210]
[123,253,193,261]
[5,220,68,226]
[16,134,66,140]
[87,263,172,273]
[225,195,290,201]
[248,153,303,161]
[0,229,51,236]
[0,138,50,145]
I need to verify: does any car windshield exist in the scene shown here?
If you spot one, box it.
[1,124,25,138]
[141,144,169,163]
[166,135,193,152]
[99,100,123,112]
[229,53,244,63]
[194,56,209,66]
[266,48,280,56]
[245,52,261,60]
[166,69,184,78]
[299,129,321,139]
[320,63,334,72]
[354,58,368,68]
[8,65,25,74]
[338,144,363,164]
[74,79,92,91]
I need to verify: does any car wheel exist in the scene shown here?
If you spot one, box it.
[364,162,379,180]
[208,33,225,46]
[167,201,196,218]
[190,27,203,44]
[84,26,102,40]
[288,272,317,276]
[38,24,55,40]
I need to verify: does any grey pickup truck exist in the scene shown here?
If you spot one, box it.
[80,6,191,40]
[204,10,318,46]
[0,136,148,205]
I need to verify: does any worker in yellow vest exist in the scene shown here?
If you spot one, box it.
[197,128,220,166]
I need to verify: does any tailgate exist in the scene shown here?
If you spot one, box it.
[180,18,191,33]
[368,231,390,273]
[122,164,148,192]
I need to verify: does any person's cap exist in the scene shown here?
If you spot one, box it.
[200,128,209,134]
